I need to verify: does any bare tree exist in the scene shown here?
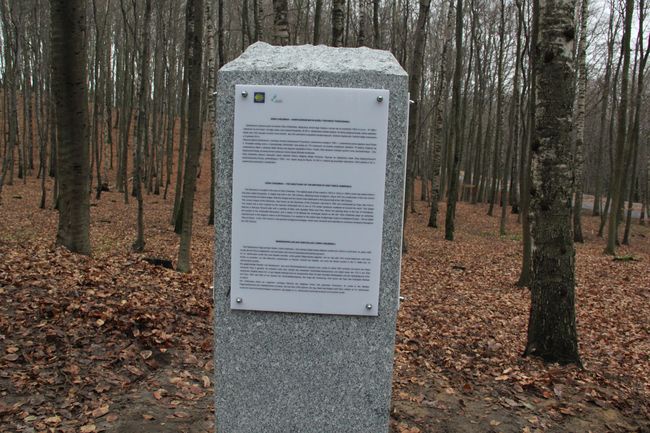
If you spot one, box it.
[313,0,323,44]
[592,3,616,218]
[177,0,205,272]
[332,0,345,47]
[373,0,380,48]
[623,0,649,245]
[428,0,454,229]
[51,0,91,254]
[403,0,432,252]
[605,0,634,255]
[273,0,289,45]
[572,0,588,242]
[525,0,580,365]
[358,0,368,46]
[207,0,217,226]
[132,0,153,253]
[444,0,464,241]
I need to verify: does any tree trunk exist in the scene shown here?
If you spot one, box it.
[358,0,367,47]
[172,22,192,229]
[599,52,622,237]
[132,0,153,253]
[517,0,534,287]
[498,0,512,236]
[605,0,634,255]
[524,0,580,366]
[488,6,506,219]
[332,0,345,47]
[177,0,205,273]
[92,0,104,200]
[0,0,19,189]
[572,0,588,242]
[272,0,289,46]
[592,7,615,217]
[313,0,323,44]
[207,0,217,225]
[51,0,91,255]
[253,0,263,41]
[373,0,380,48]
[623,1,649,244]
[403,0,432,251]
[428,0,454,228]
[444,0,464,241]
[246,0,254,48]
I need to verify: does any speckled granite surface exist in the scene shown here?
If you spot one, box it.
[214,42,408,433]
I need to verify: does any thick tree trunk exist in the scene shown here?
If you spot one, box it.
[177,0,205,273]
[524,0,580,365]
[51,0,91,255]
[0,0,18,189]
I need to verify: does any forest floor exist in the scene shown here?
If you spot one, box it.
[0,163,649,433]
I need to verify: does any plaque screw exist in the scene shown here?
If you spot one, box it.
[241,91,248,98]
[366,304,373,310]
[376,96,384,103]
[236,297,243,304]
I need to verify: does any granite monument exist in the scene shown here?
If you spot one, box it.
[214,42,408,433]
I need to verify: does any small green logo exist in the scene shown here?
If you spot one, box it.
[254,92,265,103]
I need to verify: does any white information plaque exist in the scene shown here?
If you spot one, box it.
[230,84,389,316]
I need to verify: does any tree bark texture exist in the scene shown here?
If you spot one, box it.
[428,0,454,228]
[177,0,205,273]
[525,0,580,365]
[272,0,289,46]
[51,0,91,255]
[592,8,615,218]
[572,0,588,242]
[313,0,323,44]
[332,0,345,47]
[403,0,432,251]
[444,0,464,241]
[132,0,153,253]
[605,0,634,255]
[207,0,217,225]
[623,2,649,245]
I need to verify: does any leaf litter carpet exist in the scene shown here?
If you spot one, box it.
[0,176,648,433]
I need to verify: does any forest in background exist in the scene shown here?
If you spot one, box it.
[0,0,649,431]
[0,0,648,270]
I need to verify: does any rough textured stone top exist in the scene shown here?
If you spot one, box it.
[221,42,408,76]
